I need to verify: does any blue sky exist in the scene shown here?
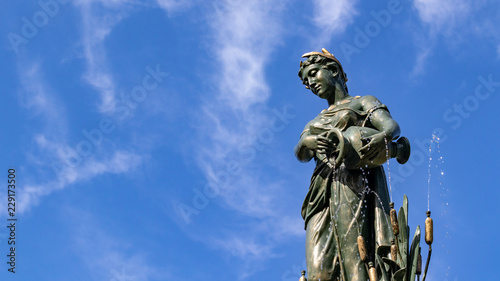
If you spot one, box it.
[1,0,499,280]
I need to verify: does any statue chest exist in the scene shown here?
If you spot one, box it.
[309,109,361,135]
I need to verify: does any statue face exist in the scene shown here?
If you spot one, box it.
[301,64,337,100]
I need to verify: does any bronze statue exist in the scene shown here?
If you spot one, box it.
[295,49,412,281]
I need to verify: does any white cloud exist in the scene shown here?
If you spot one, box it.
[412,44,433,76]
[217,46,270,110]
[156,0,189,11]
[196,0,290,171]
[68,208,169,281]
[180,1,304,271]
[213,235,273,259]
[413,0,470,33]
[19,150,143,213]
[14,61,144,214]
[211,0,284,111]
[195,215,304,280]
[75,0,131,113]
[311,0,358,45]
[17,62,68,135]
[205,169,278,218]
[75,0,185,113]
[197,0,286,197]
[268,215,305,239]
[411,0,472,76]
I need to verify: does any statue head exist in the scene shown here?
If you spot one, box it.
[298,48,348,96]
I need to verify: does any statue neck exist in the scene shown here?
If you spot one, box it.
[327,84,349,106]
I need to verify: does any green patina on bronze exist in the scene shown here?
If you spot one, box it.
[295,49,419,281]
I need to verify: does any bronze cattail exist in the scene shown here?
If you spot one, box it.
[390,239,398,262]
[299,270,307,281]
[368,262,377,281]
[390,202,399,236]
[416,254,422,275]
[357,235,367,262]
[425,211,433,245]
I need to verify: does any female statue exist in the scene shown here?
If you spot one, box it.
[295,49,408,281]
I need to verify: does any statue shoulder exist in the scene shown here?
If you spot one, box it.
[357,95,388,112]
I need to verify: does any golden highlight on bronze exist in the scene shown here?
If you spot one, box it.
[425,211,433,245]
[390,202,399,236]
[368,262,377,281]
[422,211,434,281]
[300,48,348,82]
[391,239,398,262]
[357,235,367,262]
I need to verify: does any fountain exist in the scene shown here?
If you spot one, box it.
[294,48,436,281]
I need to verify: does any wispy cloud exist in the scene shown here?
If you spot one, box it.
[200,215,304,280]
[194,0,286,169]
[155,0,191,11]
[197,0,287,213]
[311,0,358,46]
[213,235,273,259]
[411,42,433,77]
[13,1,175,217]
[177,0,303,272]
[16,62,68,136]
[411,0,471,76]
[469,10,500,60]
[68,208,168,281]
[14,61,143,214]
[75,0,131,113]
[75,0,187,113]
[413,0,470,34]
[13,61,66,213]
[20,149,143,213]
[211,0,284,111]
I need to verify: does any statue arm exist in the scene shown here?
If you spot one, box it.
[367,109,401,141]
[359,96,401,160]
[295,132,315,162]
[295,127,335,162]
[360,95,400,140]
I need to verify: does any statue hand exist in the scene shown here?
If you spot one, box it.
[303,134,336,154]
[359,132,387,161]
